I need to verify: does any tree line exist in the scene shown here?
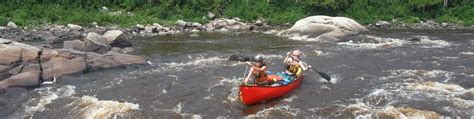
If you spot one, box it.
[0,0,472,26]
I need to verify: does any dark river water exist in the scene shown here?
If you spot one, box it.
[1,30,473,118]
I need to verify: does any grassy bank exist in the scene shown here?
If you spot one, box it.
[0,0,472,28]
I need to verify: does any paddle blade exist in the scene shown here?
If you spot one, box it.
[310,68,331,82]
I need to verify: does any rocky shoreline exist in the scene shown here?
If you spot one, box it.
[368,20,474,30]
[0,16,472,91]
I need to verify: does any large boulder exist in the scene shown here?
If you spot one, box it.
[83,32,110,54]
[282,15,368,41]
[104,30,131,48]
[0,38,40,65]
[0,71,41,90]
[41,50,87,80]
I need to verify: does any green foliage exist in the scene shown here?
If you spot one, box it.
[408,0,443,8]
[0,0,472,27]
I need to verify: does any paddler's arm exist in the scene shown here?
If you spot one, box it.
[245,62,266,71]
[298,61,309,71]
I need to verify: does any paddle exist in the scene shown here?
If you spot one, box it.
[300,61,331,82]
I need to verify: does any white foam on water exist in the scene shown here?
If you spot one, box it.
[68,96,140,119]
[384,69,454,81]
[162,56,227,71]
[339,102,441,118]
[283,95,298,102]
[459,52,474,56]
[288,35,319,41]
[312,49,328,56]
[246,105,302,118]
[156,102,192,117]
[21,85,76,118]
[102,77,124,89]
[414,36,451,48]
[338,35,404,49]
[140,56,228,75]
[407,82,466,93]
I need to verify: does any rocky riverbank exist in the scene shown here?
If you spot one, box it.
[368,20,474,30]
[0,17,280,91]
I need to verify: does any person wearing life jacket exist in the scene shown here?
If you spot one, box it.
[274,50,309,86]
[244,55,273,86]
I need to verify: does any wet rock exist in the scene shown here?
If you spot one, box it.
[41,55,86,81]
[111,47,134,54]
[63,40,85,51]
[67,24,83,30]
[0,65,9,73]
[83,32,110,53]
[0,71,41,90]
[176,20,187,27]
[85,51,145,70]
[109,39,132,48]
[375,21,391,28]
[6,22,17,29]
[461,88,474,100]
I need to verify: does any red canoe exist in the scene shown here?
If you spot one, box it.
[239,75,304,105]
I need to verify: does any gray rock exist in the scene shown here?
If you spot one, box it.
[255,20,263,26]
[0,71,41,90]
[176,20,187,27]
[83,32,110,53]
[63,40,85,51]
[103,30,127,43]
[135,24,145,31]
[153,23,163,30]
[186,22,193,28]
[6,22,17,28]
[41,53,86,80]
[0,39,40,64]
[375,21,391,28]
[67,24,83,30]
[192,22,202,28]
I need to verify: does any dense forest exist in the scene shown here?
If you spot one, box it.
[0,0,472,27]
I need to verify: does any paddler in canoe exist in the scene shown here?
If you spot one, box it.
[272,50,310,86]
[243,55,282,86]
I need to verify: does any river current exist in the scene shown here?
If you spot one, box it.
[1,29,473,118]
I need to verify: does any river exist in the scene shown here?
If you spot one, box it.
[1,29,473,118]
